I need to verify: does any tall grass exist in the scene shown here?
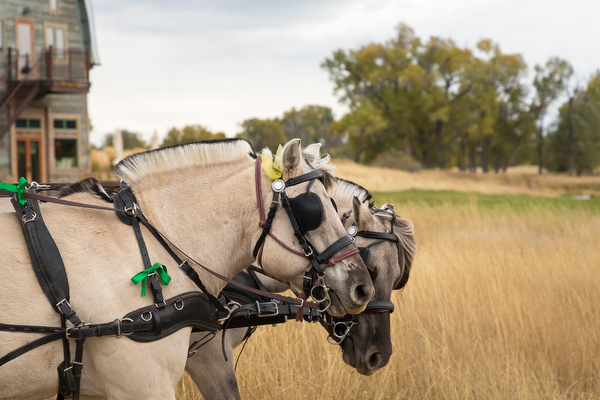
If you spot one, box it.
[177,191,600,399]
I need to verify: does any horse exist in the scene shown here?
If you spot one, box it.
[0,138,374,400]
[185,155,416,399]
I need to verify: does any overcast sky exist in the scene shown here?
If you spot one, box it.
[88,0,600,146]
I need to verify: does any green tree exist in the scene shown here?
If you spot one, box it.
[328,100,389,163]
[104,130,148,150]
[281,105,340,155]
[531,57,573,174]
[322,24,475,168]
[236,118,287,152]
[160,125,226,147]
[547,73,600,175]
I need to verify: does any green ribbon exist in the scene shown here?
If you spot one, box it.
[131,262,171,297]
[0,177,28,206]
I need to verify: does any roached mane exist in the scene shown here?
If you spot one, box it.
[114,139,257,184]
[330,178,373,205]
[57,177,112,202]
[329,177,416,291]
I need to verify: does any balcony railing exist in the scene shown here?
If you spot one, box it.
[4,47,91,84]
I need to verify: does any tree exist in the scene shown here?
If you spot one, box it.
[236,118,287,152]
[160,125,226,147]
[104,130,148,150]
[322,24,476,169]
[281,105,340,155]
[328,100,389,163]
[531,57,573,174]
[547,72,600,175]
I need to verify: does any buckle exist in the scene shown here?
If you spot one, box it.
[110,318,134,338]
[256,301,279,317]
[56,298,72,315]
[65,322,91,339]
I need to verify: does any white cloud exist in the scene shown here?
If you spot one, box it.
[88,0,600,146]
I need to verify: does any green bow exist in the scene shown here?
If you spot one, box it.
[131,263,171,297]
[0,177,28,206]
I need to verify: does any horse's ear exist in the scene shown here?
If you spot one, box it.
[282,139,302,178]
[303,143,322,158]
[352,196,376,231]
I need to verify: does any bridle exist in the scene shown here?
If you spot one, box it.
[324,205,400,345]
[252,156,360,314]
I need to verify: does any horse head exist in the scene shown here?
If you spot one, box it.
[328,178,416,375]
[256,139,374,316]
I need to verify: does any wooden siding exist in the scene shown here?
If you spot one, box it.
[0,0,94,182]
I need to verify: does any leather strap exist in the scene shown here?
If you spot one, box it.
[356,231,399,243]
[11,194,81,326]
[0,330,65,367]
[363,301,395,314]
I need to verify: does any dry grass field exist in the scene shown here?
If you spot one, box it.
[174,162,600,400]
[81,150,600,399]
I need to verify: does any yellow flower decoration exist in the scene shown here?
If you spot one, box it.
[261,145,283,180]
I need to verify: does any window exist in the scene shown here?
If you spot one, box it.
[55,139,78,169]
[46,26,66,59]
[49,0,59,13]
[16,118,42,129]
[0,20,4,53]
[0,131,10,174]
[54,119,77,130]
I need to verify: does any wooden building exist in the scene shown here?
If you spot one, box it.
[0,0,99,183]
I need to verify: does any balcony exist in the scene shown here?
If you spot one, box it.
[4,47,91,93]
[0,47,91,140]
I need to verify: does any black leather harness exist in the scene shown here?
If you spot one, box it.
[0,181,329,399]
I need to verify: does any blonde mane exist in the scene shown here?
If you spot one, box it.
[115,139,256,184]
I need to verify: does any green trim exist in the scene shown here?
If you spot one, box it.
[54,119,78,130]
[16,118,42,129]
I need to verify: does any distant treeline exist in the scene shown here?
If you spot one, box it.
[102,23,600,175]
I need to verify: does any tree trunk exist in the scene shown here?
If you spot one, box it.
[481,135,491,173]
[424,127,434,168]
[503,134,527,173]
[567,95,575,176]
[538,114,545,175]
[459,138,467,171]
[435,119,445,169]
[469,140,478,173]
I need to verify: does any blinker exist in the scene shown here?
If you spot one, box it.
[289,192,323,235]
[358,247,371,265]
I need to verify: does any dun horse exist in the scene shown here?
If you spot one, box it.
[186,148,416,399]
[0,139,373,399]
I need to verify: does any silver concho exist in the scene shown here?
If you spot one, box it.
[347,225,358,236]
[272,179,285,193]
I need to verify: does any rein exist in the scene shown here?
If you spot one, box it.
[1,177,321,315]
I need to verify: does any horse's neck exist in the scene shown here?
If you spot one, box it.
[253,272,291,293]
[127,162,259,296]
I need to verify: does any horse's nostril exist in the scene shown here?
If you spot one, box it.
[352,284,373,305]
[367,352,382,370]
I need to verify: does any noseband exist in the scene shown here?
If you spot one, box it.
[325,206,400,345]
[252,157,359,312]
